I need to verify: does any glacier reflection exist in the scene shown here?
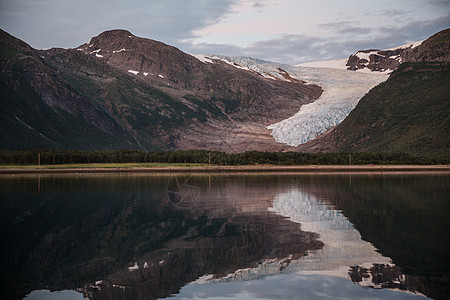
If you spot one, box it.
[185,188,429,299]
[269,189,391,274]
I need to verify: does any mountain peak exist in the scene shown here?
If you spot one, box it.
[91,29,134,40]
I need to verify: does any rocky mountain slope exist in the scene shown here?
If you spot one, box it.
[0,29,321,152]
[0,30,140,150]
[2,28,448,155]
[297,28,450,157]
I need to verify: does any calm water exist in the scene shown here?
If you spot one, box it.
[0,172,449,300]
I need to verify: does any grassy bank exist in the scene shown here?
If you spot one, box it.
[0,163,449,174]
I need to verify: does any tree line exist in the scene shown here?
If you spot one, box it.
[0,149,447,165]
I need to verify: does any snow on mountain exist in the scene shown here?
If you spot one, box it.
[385,40,423,51]
[296,40,423,73]
[213,56,388,146]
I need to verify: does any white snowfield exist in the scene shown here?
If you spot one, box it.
[268,66,388,146]
[210,56,388,146]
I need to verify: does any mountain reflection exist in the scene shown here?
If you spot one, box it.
[0,174,323,299]
[300,174,450,300]
[1,173,448,300]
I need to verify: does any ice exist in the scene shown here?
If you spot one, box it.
[128,70,139,75]
[267,66,387,146]
[214,56,387,146]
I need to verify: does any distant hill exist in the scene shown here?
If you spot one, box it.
[298,29,450,157]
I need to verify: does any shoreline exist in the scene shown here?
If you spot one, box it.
[1,165,449,174]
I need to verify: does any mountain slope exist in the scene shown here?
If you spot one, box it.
[298,28,450,157]
[0,29,140,150]
[0,29,321,152]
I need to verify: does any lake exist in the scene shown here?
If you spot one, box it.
[1,172,449,299]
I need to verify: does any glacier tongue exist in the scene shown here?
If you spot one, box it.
[268,67,388,146]
[215,56,388,146]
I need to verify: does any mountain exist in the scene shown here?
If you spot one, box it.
[2,28,448,155]
[297,28,450,157]
[0,29,321,152]
[344,41,422,72]
[0,30,141,150]
[297,41,423,73]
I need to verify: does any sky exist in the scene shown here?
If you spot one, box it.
[1,0,449,65]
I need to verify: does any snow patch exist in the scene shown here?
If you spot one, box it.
[386,40,423,50]
[113,48,127,53]
[128,262,139,271]
[212,56,294,81]
[95,53,103,58]
[143,72,149,76]
[192,54,213,64]
[128,70,139,75]
[354,50,378,61]
[158,74,164,78]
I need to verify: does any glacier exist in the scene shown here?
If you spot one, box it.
[213,56,388,147]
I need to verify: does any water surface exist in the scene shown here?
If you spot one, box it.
[1,173,448,299]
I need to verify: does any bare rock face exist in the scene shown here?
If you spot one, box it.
[346,49,404,72]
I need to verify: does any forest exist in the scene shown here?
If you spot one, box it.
[0,149,447,166]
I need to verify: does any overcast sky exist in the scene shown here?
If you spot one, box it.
[1,0,449,64]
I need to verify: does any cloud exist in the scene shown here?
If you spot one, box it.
[0,0,238,49]
[429,0,450,5]
[319,21,372,36]
[378,9,408,17]
[180,13,450,65]
[1,0,449,65]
